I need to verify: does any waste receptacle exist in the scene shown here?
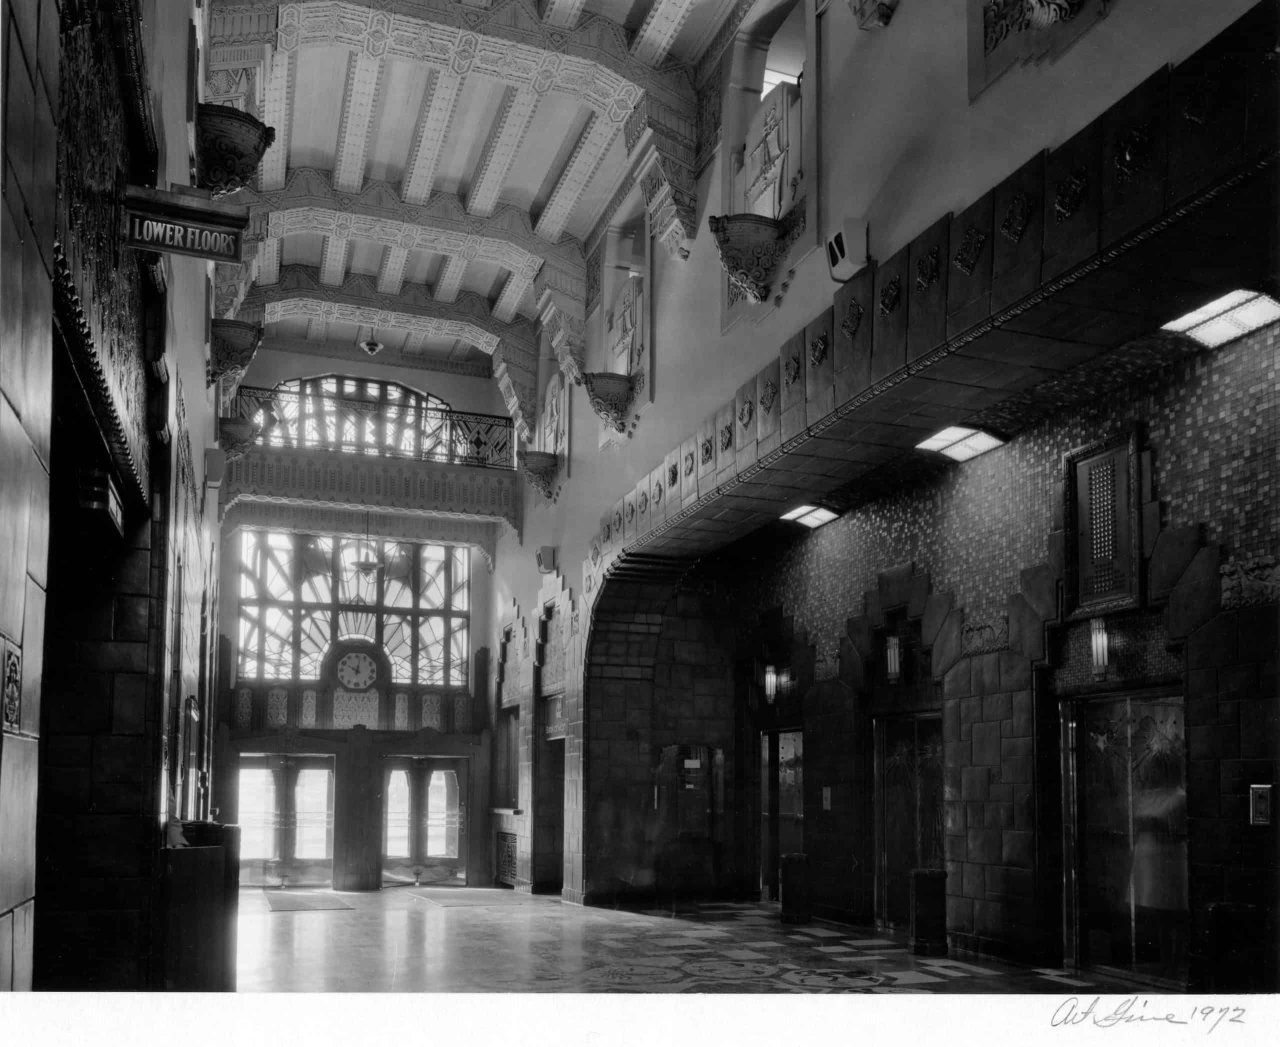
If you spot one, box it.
[780,852,811,924]
[909,868,948,956]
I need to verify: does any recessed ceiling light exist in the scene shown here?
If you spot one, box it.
[1162,290,1280,347]
[780,505,838,528]
[915,426,1004,462]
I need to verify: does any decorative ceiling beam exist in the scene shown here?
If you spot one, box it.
[492,255,543,324]
[318,225,351,285]
[376,244,411,295]
[403,69,463,204]
[535,114,618,242]
[215,1,693,125]
[259,46,295,189]
[538,0,588,31]
[240,265,539,365]
[332,49,384,192]
[242,169,581,302]
[468,86,539,218]
[256,332,493,378]
[631,0,698,68]
[434,254,468,303]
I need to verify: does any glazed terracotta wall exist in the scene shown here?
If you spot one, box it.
[0,0,57,992]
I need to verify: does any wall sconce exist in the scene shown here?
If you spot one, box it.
[1090,618,1109,679]
[885,635,902,683]
[764,665,778,703]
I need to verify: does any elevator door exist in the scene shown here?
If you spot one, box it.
[1065,693,1187,985]
[759,730,803,900]
[876,716,943,928]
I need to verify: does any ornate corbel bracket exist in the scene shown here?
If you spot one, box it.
[196,103,275,197]
[581,371,640,436]
[208,318,264,386]
[520,449,561,502]
[218,415,263,461]
[709,207,806,305]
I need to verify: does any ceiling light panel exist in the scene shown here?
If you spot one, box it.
[1162,290,1280,346]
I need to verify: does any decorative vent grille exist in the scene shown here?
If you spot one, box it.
[1067,431,1140,615]
[496,832,518,886]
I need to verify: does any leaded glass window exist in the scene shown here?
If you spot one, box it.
[236,530,471,685]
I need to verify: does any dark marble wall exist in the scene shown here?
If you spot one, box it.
[0,0,58,992]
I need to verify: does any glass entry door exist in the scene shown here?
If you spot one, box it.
[875,716,944,928]
[382,757,468,886]
[1064,692,1188,985]
[759,730,804,900]
[237,754,335,887]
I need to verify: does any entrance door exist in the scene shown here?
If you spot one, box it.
[1063,692,1188,985]
[875,716,943,928]
[759,730,804,900]
[382,757,468,886]
[237,755,336,887]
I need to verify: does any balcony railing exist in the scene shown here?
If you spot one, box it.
[230,385,514,470]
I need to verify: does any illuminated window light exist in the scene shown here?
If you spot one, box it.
[885,635,902,683]
[764,665,778,702]
[780,505,838,528]
[1161,290,1280,347]
[761,69,798,99]
[915,426,1005,462]
[1090,618,1109,679]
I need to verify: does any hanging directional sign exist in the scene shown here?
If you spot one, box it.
[123,185,250,263]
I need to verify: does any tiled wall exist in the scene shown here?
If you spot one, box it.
[0,0,57,992]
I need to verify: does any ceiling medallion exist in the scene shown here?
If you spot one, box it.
[653,481,663,506]
[684,452,695,477]
[638,491,649,514]
[759,379,778,415]
[719,424,733,452]
[669,462,680,488]
[614,510,624,533]
[953,226,987,276]
[840,301,864,342]
[739,398,754,429]
[879,276,902,316]
[809,334,829,366]
[784,354,801,386]
[1000,191,1032,243]
[914,247,941,292]
[626,501,636,523]
[700,438,714,465]
[1054,168,1088,224]
[602,521,612,543]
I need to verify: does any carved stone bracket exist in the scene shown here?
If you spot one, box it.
[1220,556,1280,609]
[493,355,538,444]
[219,415,264,461]
[709,206,806,305]
[536,280,587,384]
[196,102,275,197]
[581,371,639,435]
[520,449,561,502]
[208,319,264,386]
[631,100,698,260]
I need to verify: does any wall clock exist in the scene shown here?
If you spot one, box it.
[336,651,377,690]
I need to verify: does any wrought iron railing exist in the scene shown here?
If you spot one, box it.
[229,385,514,470]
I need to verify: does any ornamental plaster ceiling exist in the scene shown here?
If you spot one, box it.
[208,0,728,401]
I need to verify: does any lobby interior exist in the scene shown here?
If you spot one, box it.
[0,0,1278,1001]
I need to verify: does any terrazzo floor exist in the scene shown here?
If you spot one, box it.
[236,887,1133,993]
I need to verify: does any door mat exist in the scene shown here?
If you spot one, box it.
[264,890,355,912]
[408,888,546,907]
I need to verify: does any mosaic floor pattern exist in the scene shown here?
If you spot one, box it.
[237,889,1134,993]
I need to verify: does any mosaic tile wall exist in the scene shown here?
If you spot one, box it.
[746,327,1280,671]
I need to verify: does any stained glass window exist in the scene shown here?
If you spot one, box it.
[236,530,471,686]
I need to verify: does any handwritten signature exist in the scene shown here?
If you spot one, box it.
[1051,997,1247,1032]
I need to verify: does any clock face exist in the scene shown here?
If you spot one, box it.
[336,651,377,690]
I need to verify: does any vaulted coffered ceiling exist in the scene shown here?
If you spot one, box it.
[208,0,734,430]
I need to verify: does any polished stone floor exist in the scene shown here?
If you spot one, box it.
[237,886,1133,993]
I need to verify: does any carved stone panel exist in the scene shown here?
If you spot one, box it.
[833,264,874,405]
[1102,68,1170,246]
[907,216,950,363]
[777,331,807,443]
[804,305,835,424]
[610,496,626,551]
[871,247,908,386]
[623,488,638,544]
[663,447,682,521]
[1042,122,1101,282]
[755,357,782,458]
[947,192,994,338]
[635,470,652,537]
[648,463,667,530]
[991,153,1044,313]
[696,413,717,497]
[715,399,737,486]
[734,378,759,474]
[679,435,700,511]
[1169,4,1272,204]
